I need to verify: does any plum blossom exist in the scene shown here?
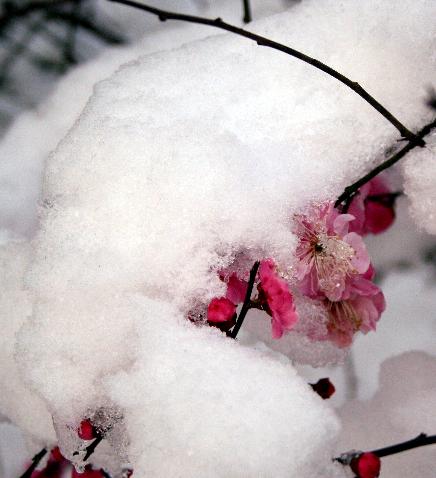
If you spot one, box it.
[257,259,298,339]
[225,273,248,304]
[348,175,396,235]
[324,291,385,347]
[294,202,370,301]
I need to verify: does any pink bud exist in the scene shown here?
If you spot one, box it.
[310,378,335,399]
[207,297,236,323]
[78,419,96,440]
[350,452,381,478]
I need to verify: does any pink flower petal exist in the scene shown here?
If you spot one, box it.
[207,297,236,323]
[259,259,298,339]
[344,232,370,274]
[225,273,248,304]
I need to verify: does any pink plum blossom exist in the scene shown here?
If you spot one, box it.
[207,297,236,324]
[348,175,396,235]
[294,202,370,301]
[257,259,298,339]
[324,285,385,348]
[225,273,248,304]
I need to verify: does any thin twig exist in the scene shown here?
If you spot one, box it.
[335,117,436,211]
[227,261,260,339]
[19,448,47,478]
[72,434,104,461]
[242,0,252,23]
[335,433,436,465]
[371,433,436,458]
[106,0,419,143]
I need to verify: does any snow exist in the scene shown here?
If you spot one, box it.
[107,299,343,477]
[0,241,55,444]
[404,129,436,235]
[0,0,435,476]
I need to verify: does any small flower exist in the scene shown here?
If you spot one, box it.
[225,273,248,304]
[78,419,97,440]
[310,378,335,399]
[325,287,385,348]
[348,176,396,236]
[350,452,381,478]
[294,202,370,301]
[258,259,298,339]
[207,297,237,330]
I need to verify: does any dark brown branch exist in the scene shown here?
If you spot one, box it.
[227,261,260,339]
[335,433,436,465]
[242,0,252,23]
[371,433,436,458]
[335,117,436,211]
[72,434,104,461]
[106,0,419,143]
[19,448,47,478]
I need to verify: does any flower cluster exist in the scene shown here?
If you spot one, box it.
[207,259,298,338]
[293,197,386,347]
[203,176,395,348]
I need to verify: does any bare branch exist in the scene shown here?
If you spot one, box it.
[227,261,260,339]
[19,448,47,478]
[335,117,436,211]
[106,0,420,143]
[335,433,436,464]
[242,0,252,23]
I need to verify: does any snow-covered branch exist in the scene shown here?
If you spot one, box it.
[107,0,420,143]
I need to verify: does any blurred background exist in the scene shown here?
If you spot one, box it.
[0,0,301,136]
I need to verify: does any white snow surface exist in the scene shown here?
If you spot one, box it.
[404,129,436,235]
[107,299,343,478]
[0,242,55,443]
[0,0,435,476]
